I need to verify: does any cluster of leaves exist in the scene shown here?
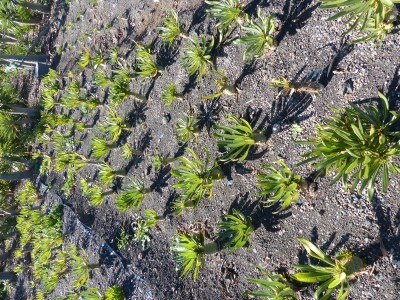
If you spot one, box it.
[171,148,223,215]
[214,114,266,162]
[320,0,400,43]
[116,178,150,212]
[300,92,400,200]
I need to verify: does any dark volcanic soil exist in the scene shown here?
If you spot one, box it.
[8,0,400,299]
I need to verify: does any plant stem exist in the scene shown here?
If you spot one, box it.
[0,170,33,181]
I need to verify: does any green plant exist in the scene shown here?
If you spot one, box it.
[203,69,237,99]
[257,161,304,213]
[171,230,218,280]
[171,148,223,215]
[157,9,188,44]
[175,114,199,144]
[78,47,92,69]
[134,43,161,78]
[320,0,399,43]
[117,227,131,249]
[299,92,400,200]
[109,66,146,105]
[291,123,303,139]
[293,238,364,300]
[115,179,151,212]
[246,267,298,300]
[98,164,127,186]
[122,143,141,160]
[79,285,124,300]
[91,136,118,160]
[217,209,253,251]
[234,9,276,62]
[93,68,111,88]
[80,178,114,206]
[205,0,245,32]
[132,209,160,249]
[181,34,214,81]
[151,150,175,171]
[68,245,100,290]
[99,108,131,142]
[214,114,266,162]
[161,83,183,106]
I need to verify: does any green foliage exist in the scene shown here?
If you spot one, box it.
[203,69,237,99]
[157,9,186,44]
[214,114,266,162]
[151,150,175,171]
[79,285,124,300]
[234,9,276,62]
[80,178,112,206]
[91,136,117,160]
[175,114,199,144]
[257,161,303,213]
[171,231,205,280]
[99,108,130,142]
[299,92,400,200]
[135,43,161,78]
[68,245,99,290]
[116,179,150,212]
[78,47,92,69]
[61,167,77,197]
[171,148,223,214]
[205,0,245,32]
[109,65,133,105]
[93,68,111,88]
[320,0,399,43]
[217,209,253,251]
[293,238,364,300]
[15,183,65,296]
[246,267,298,300]
[98,164,127,186]
[162,83,182,106]
[131,209,159,249]
[181,34,214,81]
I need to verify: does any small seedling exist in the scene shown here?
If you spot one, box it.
[134,43,161,78]
[293,238,364,300]
[67,245,100,290]
[91,136,119,160]
[116,179,151,212]
[203,69,237,99]
[99,108,132,142]
[181,34,214,81]
[161,83,183,106]
[93,68,111,87]
[234,9,276,62]
[291,123,303,139]
[171,148,223,215]
[205,0,245,33]
[175,114,199,144]
[257,161,304,213]
[79,285,125,300]
[157,9,188,44]
[98,164,127,186]
[80,178,114,206]
[78,48,92,69]
[171,230,218,280]
[246,267,298,300]
[151,150,175,171]
[299,92,400,200]
[214,114,266,162]
[122,143,141,160]
[217,209,253,251]
[132,209,160,249]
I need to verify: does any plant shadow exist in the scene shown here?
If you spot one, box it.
[227,192,292,232]
[275,0,319,44]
